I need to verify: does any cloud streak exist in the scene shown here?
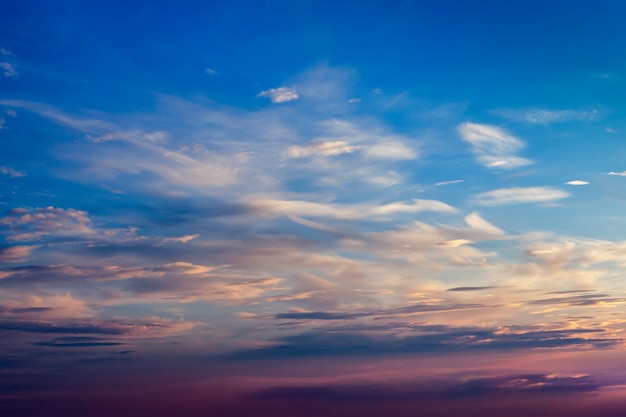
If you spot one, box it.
[491,108,598,124]
[474,187,570,206]
[257,86,299,103]
[457,123,532,169]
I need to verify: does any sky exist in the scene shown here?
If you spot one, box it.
[2,1,626,415]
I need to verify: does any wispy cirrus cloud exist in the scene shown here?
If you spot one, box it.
[0,48,17,77]
[284,140,359,158]
[0,166,25,178]
[457,123,532,169]
[490,108,598,124]
[249,198,456,220]
[608,171,626,176]
[435,180,464,186]
[257,86,299,103]
[474,187,570,206]
[283,118,417,163]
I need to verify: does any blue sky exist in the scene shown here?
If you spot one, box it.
[3,1,626,416]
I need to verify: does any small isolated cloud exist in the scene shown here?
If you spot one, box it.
[566,180,589,186]
[457,123,532,170]
[608,171,626,177]
[205,68,216,75]
[0,166,25,178]
[0,62,17,77]
[491,108,598,124]
[162,234,200,244]
[474,187,570,206]
[257,86,299,103]
[435,180,464,186]
[284,140,358,159]
[0,48,17,77]
[0,245,33,262]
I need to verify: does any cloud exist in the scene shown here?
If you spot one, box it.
[566,180,589,185]
[474,187,570,206]
[446,286,498,291]
[1,77,419,195]
[0,62,17,77]
[0,166,25,178]
[257,87,299,103]
[0,316,193,337]
[246,373,602,417]
[608,171,626,176]
[284,140,359,158]
[37,336,124,348]
[161,234,200,244]
[525,238,626,268]
[229,324,618,359]
[464,212,505,235]
[526,293,624,307]
[0,319,128,335]
[282,119,417,163]
[446,373,599,396]
[0,207,93,241]
[435,180,464,186]
[205,68,216,75]
[249,198,456,220]
[0,245,33,262]
[0,262,282,304]
[490,108,598,124]
[457,123,532,169]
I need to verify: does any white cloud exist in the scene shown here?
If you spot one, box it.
[362,141,416,160]
[525,238,626,269]
[435,180,464,186]
[87,129,168,144]
[205,68,216,75]
[0,100,115,132]
[162,234,200,244]
[566,180,589,185]
[257,86,299,103]
[490,108,598,124]
[0,166,25,178]
[457,123,532,170]
[608,171,626,177]
[282,119,417,171]
[464,213,505,235]
[250,198,457,220]
[284,140,358,158]
[474,187,570,206]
